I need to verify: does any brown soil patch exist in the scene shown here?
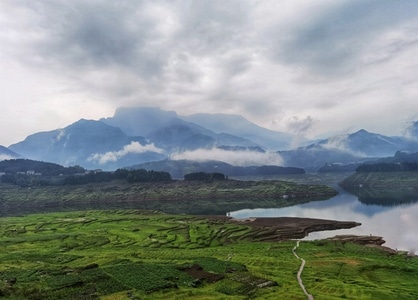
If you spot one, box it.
[179,264,224,283]
[335,258,361,266]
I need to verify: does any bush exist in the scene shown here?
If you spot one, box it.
[184,172,226,181]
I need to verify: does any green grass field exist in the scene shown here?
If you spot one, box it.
[0,210,417,299]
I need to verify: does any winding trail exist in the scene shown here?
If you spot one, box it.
[292,240,314,300]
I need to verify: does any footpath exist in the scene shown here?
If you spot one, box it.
[292,240,314,300]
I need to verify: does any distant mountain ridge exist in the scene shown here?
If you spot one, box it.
[279,129,418,171]
[0,146,20,160]
[4,106,418,173]
[318,129,415,157]
[182,113,294,150]
[7,108,283,170]
[102,107,262,150]
[8,119,165,170]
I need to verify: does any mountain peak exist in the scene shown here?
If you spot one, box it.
[352,129,369,135]
[102,106,178,137]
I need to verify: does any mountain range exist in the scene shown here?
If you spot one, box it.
[3,107,418,172]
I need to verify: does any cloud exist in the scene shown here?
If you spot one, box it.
[170,148,283,166]
[88,142,164,165]
[275,0,418,76]
[403,121,418,141]
[0,154,16,161]
[1,0,418,146]
[320,134,349,151]
[286,116,318,136]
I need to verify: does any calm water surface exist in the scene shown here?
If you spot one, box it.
[230,191,418,253]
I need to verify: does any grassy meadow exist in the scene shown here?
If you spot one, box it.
[0,210,417,299]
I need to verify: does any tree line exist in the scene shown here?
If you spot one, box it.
[1,159,231,187]
[356,162,418,172]
[1,169,172,187]
[184,172,226,181]
[63,169,172,185]
[0,159,172,187]
[0,159,85,176]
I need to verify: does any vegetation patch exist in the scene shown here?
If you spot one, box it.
[0,210,417,299]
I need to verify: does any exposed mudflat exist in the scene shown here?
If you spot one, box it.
[204,216,361,241]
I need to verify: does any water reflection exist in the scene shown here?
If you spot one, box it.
[230,191,418,253]
[0,197,319,218]
[344,186,418,207]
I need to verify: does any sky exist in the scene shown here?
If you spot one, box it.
[1,0,418,146]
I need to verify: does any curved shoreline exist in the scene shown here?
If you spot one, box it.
[227,216,361,241]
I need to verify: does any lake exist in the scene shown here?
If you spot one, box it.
[230,189,418,253]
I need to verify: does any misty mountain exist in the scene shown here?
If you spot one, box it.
[318,151,418,173]
[103,107,293,150]
[279,144,368,171]
[100,107,178,137]
[371,150,418,164]
[278,129,418,171]
[130,159,304,179]
[6,108,274,170]
[182,113,294,150]
[8,107,418,172]
[147,118,259,152]
[318,129,417,157]
[102,107,261,151]
[405,121,418,139]
[0,145,20,160]
[8,119,165,170]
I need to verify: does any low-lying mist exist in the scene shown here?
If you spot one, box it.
[170,148,283,166]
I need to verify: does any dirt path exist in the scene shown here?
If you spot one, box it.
[292,240,314,300]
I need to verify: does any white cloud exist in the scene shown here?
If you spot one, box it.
[88,142,164,165]
[170,148,283,166]
[0,154,16,161]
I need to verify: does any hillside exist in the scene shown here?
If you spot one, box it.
[0,179,337,216]
[339,171,418,206]
[0,146,20,160]
[131,159,304,179]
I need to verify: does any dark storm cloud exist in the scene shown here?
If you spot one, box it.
[1,0,418,146]
[12,0,254,102]
[17,1,251,73]
[275,0,418,76]
[22,1,164,77]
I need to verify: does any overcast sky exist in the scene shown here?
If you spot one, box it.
[1,0,417,146]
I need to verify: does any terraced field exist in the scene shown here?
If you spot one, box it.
[0,210,417,299]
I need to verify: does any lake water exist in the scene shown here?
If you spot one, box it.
[230,190,418,253]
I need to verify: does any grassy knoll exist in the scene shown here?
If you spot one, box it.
[0,210,417,299]
[0,179,337,216]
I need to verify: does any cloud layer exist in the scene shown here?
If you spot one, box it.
[88,142,163,165]
[171,148,283,166]
[1,0,418,145]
